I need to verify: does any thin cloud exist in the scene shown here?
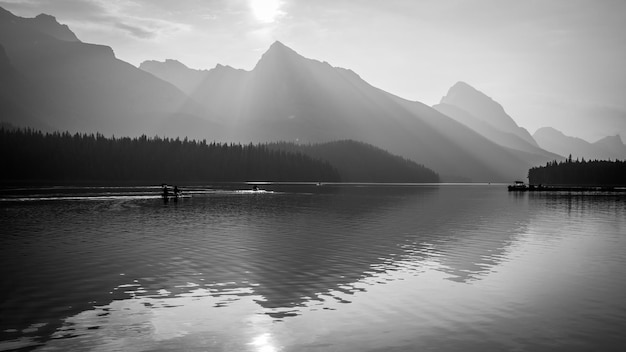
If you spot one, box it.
[0,0,105,18]
[114,16,191,39]
[1,0,189,40]
[115,22,155,39]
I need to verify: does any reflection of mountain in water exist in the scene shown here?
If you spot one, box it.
[1,185,530,343]
[428,190,532,283]
[198,185,533,314]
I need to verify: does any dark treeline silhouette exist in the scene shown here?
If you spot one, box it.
[269,140,440,183]
[0,128,340,184]
[528,156,626,186]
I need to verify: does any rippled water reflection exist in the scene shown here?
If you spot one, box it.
[1,184,625,351]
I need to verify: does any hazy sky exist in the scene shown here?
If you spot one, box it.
[2,0,625,142]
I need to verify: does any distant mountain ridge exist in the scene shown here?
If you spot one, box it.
[1,6,583,182]
[594,135,626,158]
[0,7,79,42]
[140,59,209,95]
[534,127,626,161]
[141,41,557,181]
[0,6,214,137]
[440,82,537,145]
[434,82,540,147]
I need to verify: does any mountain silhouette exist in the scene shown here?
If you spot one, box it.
[534,127,626,160]
[435,82,539,147]
[432,82,561,166]
[593,135,626,159]
[144,41,553,181]
[0,7,216,137]
[2,6,563,181]
[140,59,209,95]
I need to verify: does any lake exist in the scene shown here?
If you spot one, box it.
[1,184,625,351]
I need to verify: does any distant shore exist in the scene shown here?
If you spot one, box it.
[509,184,626,192]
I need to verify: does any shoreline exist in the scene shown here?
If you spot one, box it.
[509,184,626,192]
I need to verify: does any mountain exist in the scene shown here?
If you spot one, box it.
[3,5,556,181]
[433,103,528,152]
[143,41,556,181]
[0,43,45,130]
[432,82,561,166]
[270,140,439,183]
[434,82,541,148]
[534,127,626,161]
[593,135,626,159]
[139,59,208,95]
[0,7,215,138]
[534,127,591,159]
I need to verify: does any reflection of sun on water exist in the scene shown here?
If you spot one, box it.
[249,0,283,23]
[250,333,277,352]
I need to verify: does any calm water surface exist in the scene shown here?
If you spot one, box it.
[1,184,625,351]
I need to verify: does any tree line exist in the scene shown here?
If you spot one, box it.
[0,128,341,184]
[528,156,626,186]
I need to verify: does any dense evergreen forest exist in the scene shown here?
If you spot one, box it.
[269,140,440,183]
[0,128,340,184]
[528,157,626,186]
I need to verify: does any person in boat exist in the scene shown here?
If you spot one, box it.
[162,184,171,200]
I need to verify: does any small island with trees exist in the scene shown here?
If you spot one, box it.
[519,155,626,191]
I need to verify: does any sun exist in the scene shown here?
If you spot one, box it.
[249,0,283,23]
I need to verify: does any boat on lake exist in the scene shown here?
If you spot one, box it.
[508,181,528,191]
[161,184,183,201]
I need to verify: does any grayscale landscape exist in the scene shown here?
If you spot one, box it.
[1,1,625,351]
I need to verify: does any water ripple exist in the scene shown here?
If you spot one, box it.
[2,185,626,351]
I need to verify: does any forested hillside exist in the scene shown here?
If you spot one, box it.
[0,128,340,184]
[528,157,626,186]
[269,140,440,183]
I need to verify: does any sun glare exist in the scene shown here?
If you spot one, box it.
[249,333,277,352]
[249,0,283,23]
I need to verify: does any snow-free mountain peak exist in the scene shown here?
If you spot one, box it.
[267,40,295,55]
[140,58,203,73]
[0,7,79,42]
[441,81,515,131]
[593,134,626,157]
[253,41,305,70]
[32,13,80,42]
[3,5,560,182]
[137,40,560,181]
[595,134,623,145]
[534,127,626,160]
[534,126,566,139]
[0,7,80,46]
[0,5,204,137]
[443,81,479,100]
[438,81,538,147]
